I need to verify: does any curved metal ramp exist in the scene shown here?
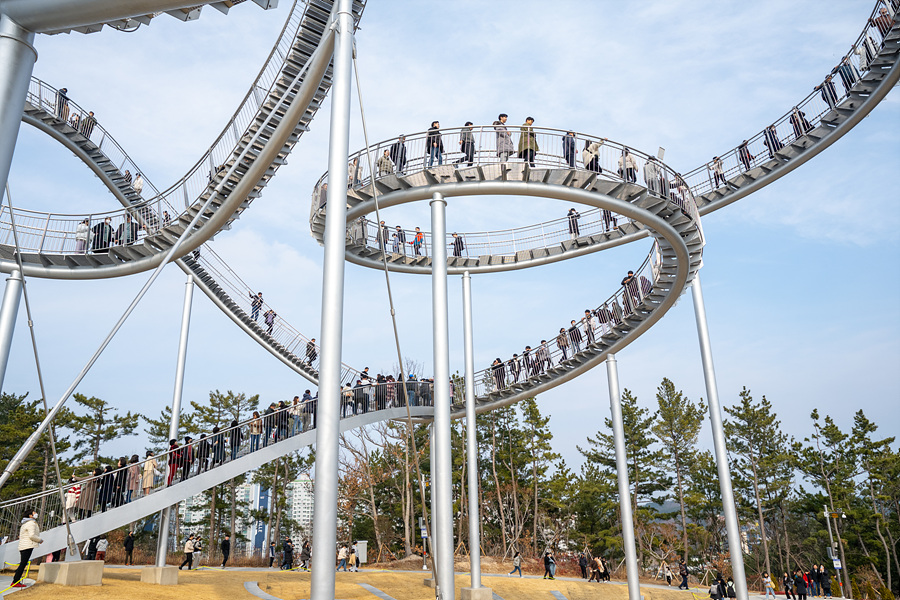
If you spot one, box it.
[0,0,367,279]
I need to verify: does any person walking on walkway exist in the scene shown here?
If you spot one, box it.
[337,545,349,571]
[250,292,263,321]
[269,541,277,568]
[390,135,408,174]
[494,113,514,162]
[763,571,775,600]
[179,535,195,570]
[567,207,581,239]
[508,551,523,577]
[457,122,475,166]
[220,534,230,568]
[563,131,577,168]
[518,117,539,167]
[10,508,42,588]
[678,558,689,589]
[427,121,443,166]
[305,338,318,365]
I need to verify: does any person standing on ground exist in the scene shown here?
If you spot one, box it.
[494,113,514,162]
[282,538,294,570]
[426,121,443,166]
[96,535,108,561]
[10,508,42,588]
[348,543,357,572]
[123,531,135,565]
[578,552,588,579]
[300,540,311,570]
[336,545,348,571]
[664,562,673,585]
[793,568,808,600]
[820,566,831,598]
[269,541,277,568]
[508,551,522,577]
[220,534,230,568]
[784,572,795,599]
[678,558,689,589]
[179,535,195,570]
[764,571,775,600]
[518,116,539,167]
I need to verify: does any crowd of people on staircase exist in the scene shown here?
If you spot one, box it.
[708,1,896,188]
[488,268,653,393]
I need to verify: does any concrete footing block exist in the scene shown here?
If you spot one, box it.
[141,566,179,585]
[37,560,104,586]
[424,577,436,588]
[461,587,494,600]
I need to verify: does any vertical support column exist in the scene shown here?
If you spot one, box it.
[461,272,490,599]
[310,1,352,598]
[429,424,438,577]
[0,14,37,207]
[690,275,748,600]
[607,354,641,600]
[430,191,455,600]
[0,268,22,394]
[156,274,194,568]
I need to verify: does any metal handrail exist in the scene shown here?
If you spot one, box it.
[683,0,897,197]
[453,242,662,406]
[0,384,428,542]
[1,0,366,257]
[312,127,702,254]
[184,248,361,383]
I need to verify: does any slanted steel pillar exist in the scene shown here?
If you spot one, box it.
[156,274,194,567]
[607,354,641,600]
[309,0,352,598]
[0,268,22,394]
[430,191,454,600]
[690,275,748,600]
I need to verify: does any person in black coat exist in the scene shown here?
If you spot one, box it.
[100,465,115,512]
[91,217,114,253]
[281,538,293,570]
[578,552,588,578]
[196,434,211,473]
[389,135,408,174]
[563,131,577,168]
[229,420,243,460]
[211,426,225,466]
[793,568,808,600]
[220,534,231,568]
[123,531,135,565]
[567,208,581,238]
[426,121,444,166]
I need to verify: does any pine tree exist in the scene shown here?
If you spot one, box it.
[142,405,196,453]
[578,389,671,567]
[0,392,73,501]
[651,377,705,565]
[724,387,792,579]
[520,397,560,554]
[66,393,140,464]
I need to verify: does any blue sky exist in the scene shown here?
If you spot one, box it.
[3,0,898,469]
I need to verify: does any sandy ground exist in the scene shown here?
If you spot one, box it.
[2,566,722,600]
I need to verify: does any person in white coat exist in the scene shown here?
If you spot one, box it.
[11,508,42,588]
[74,219,91,253]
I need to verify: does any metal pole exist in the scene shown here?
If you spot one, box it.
[310,0,352,597]
[430,191,454,600]
[155,274,194,568]
[430,423,438,577]
[606,354,642,600]
[0,14,37,207]
[462,272,482,589]
[690,275,749,600]
[0,268,22,393]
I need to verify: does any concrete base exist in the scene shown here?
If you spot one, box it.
[461,587,494,600]
[424,577,436,588]
[38,560,104,586]
[141,566,179,585]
